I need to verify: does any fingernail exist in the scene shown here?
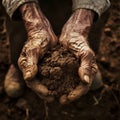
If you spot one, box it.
[83,75,90,84]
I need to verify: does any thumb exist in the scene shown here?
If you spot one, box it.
[78,49,98,85]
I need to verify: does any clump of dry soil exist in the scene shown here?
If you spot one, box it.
[38,46,80,96]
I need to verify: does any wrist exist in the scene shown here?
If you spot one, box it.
[19,2,43,22]
[72,9,95,37]
[19,3,45,36]
[73,9,95,23]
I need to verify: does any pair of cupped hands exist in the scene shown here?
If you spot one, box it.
[18,3,98,104]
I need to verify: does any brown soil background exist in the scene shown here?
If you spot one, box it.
[0,0,120,120]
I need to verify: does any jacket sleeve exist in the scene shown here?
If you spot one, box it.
[2,0,38,19]
[72,0,110,17]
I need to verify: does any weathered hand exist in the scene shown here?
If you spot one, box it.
[18,30,51,80]
[18,3,57,100]
[18,3,57,80]
[26,78,56,102]
[59,9,98,104]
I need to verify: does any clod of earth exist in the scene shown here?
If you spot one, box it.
[38,46,81,97]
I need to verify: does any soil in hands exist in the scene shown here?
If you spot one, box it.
[38,46,80,97]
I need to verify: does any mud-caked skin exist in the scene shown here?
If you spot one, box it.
[59,9,98,103]
[17,3,57,100]
[2,0,110,102]
[60,9,97,84]
[18,3,57,81]
[5,2,57,100]
[5,65,55,102]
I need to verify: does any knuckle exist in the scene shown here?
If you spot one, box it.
[92,64,98,74]
[59,37,64,45]
[21,51,26,57]
[59,36,68,48]
[80,48,96,63]
[85,49,95,57]
[18,58,27,71]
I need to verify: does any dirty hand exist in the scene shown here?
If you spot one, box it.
[59,9,98,104]
[18,3,57,101]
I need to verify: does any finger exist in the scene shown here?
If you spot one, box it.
[18,42,39,80]
[26,79,50,96]
[59,84,90,104]
[26,78,55,102]
[59,94,68,105]
[78,50,98,84]
[68,84,90,102]
[36,93,55,103]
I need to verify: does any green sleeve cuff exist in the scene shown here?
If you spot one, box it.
[72,0,110,18]
[2,0,38,20]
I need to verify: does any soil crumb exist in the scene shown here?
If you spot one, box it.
[38,46,80,96]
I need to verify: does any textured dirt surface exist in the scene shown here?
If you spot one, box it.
[0,0,120,120]
[38,46,80,96]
